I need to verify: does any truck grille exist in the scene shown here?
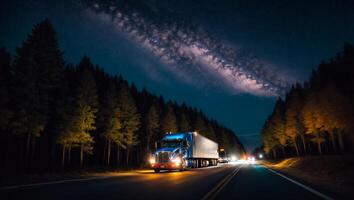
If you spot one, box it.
[156,152,170,163]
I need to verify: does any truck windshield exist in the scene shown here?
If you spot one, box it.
[162,140,182,148]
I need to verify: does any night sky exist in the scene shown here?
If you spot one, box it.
[1,0,354,152]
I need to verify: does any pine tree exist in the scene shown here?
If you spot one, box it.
[71,57,98,167]
[12,19,64,167]
[206,124,217,141]
[0,48,12,134]
[194,116,206,133]
[118,85,141,165]
[284,87,305,156]
[271,99,289,156]
[219,130,232,151]
[0,48,13,171]
[194,116,210,138]
[261,119,279,159]
[285,107,300,156]
[179,113,191,132]
[302,91,325,154]
[102,106,124,166]
[145,101,160,153]
[55,68,76,167]
[161,104,178,134]
[317,84,352,153]
[96,78,118,166]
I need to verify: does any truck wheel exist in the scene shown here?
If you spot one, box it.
[154,169,160,173]
[208,160,212,166]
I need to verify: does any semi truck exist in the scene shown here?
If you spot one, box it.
[149,132,219,172]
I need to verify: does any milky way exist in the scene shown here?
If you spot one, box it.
[82,0,292,96]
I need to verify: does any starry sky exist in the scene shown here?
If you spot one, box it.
[1,0,354,152]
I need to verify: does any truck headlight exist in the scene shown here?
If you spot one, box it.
[149,157,156,164]
[172,157,181,164]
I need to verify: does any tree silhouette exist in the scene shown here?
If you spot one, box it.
[179,113,191,132]
[72,57,97,167]
[118,85,141,165]
[145,101,160,153]
[11,19,64,168]
[161,103,178,133]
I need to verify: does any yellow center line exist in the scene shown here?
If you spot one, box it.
[201,165,243,200]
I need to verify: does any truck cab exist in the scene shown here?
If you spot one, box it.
[149,133,189,172]
[149,132,218,172]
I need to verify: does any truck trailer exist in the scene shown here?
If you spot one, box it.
[149,132,219,172]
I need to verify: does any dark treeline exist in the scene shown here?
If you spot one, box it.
[261,44,354,159]
[0,19,244,174]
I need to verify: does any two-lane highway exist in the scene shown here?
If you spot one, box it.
[0,163,332,200]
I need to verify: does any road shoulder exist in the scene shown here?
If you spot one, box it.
[262,156,354,199]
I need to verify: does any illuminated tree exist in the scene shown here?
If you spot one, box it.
[118,85,141,165]
[284,86,305,156]
[271,99,289,156]
[96,78,125,166]
[55,85,75,166]
[71,57,98,167]
[102,104,124,166]
[302,91,325,154]
[317,84,352,153]
[261,119,279,159]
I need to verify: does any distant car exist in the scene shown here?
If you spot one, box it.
[218,157,229,163]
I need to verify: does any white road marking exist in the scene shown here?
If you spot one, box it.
[201,165,242,200]
[188,165,223,171]
[265,167,333,200]
[0,176,109,190]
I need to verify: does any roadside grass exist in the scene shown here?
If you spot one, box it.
[263,155,354,198]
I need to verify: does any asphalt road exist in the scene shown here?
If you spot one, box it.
[0,163,331,200]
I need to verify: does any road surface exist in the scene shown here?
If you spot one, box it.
[0,163,331,200]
